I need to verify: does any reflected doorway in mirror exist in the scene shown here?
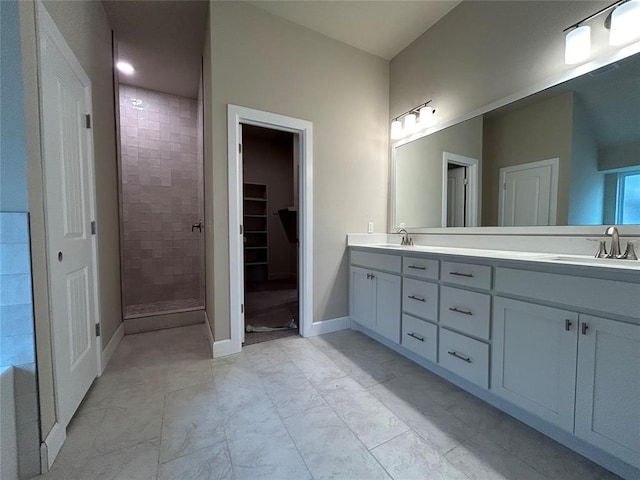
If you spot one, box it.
[442,152,479,227]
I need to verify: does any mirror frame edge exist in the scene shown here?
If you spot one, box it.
[389,40,640,236]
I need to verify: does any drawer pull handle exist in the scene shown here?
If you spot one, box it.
[565,319,573,331]
[408,295,426,302]
[447,350,471,363]
[449,271,474,278]
[408,265,426,270]
[449,307,473,316]
[407,332,425,342]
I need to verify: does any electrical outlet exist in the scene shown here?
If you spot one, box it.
[367,222,374,233]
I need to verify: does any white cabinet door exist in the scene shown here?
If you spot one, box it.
[575,315,640,469]
[350,266,374,330]
[492,297,578,432]
[374,271,401,343]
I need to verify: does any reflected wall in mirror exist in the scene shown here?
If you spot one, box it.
[391,51,640,229]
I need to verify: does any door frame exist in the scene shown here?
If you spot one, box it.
[36,0,103,417]
[441,152,479,227]
[227,105,313,355]
[498,157,559,226]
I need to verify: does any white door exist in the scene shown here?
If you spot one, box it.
[374,272,401,343]
[38,6,99,428]
[499,158,558,226]
[349,267,374,330]
[575,315,640,469]
[447,167,466,227]
[492,297,578,432]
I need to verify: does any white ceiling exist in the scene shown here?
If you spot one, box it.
[247,0,461,60]
[102,0,460,98]
[103,1,209,99]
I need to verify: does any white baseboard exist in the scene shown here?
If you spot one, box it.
[101,322,124,373]
[304,316,350,337]
[213,338,240,358]
[204,311,214,357]
[40,422,66,473]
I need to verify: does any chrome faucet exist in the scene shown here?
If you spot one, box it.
[602,226,638,260]
[397,228,413,246]
[604,226,621,258]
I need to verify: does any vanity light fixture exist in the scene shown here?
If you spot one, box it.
[564,0,640,65]
[390,101,436,139]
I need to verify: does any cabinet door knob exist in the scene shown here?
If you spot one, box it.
[581,323,589,335]
[565,319,573,331]
[369,274,375,279]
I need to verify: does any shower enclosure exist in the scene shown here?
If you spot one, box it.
[118,84,204,319]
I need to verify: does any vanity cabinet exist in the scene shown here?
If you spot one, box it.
[492,297,579,432]
[575,314,640,468]
[349,252,402,344]
[348,246,639,477]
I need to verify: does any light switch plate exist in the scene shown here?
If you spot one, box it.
[367,222,374,233]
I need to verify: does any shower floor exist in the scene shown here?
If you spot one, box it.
[124,298,204,319]
[244,279,299,345]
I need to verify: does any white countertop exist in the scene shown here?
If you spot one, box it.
[348,242,640,273]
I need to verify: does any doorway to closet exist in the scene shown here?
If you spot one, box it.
[242,125,298,345]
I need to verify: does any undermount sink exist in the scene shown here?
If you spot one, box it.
[369,243,407,249]
[547,255,638,266]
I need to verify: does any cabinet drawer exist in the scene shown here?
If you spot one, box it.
[402,278,438,321]
[441,261,491,290]
[440,286,491,340]
[402,256,439,280]
[401,314,437,363]
[439,328,489,389]
[351,250,401,273]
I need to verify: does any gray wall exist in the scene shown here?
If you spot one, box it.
[1,0,28,213]
[390,1,614,128]
[206,2,389,340]
[569,96,604,225]
[18,0,120,439]
[395,116,483,228]
[483,92,574,226]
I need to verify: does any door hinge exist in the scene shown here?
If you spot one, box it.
[95,324,101,337]
[85,114,91,129]
[241,304,244,314]
[91,220,96,235]
[240,224,243,235]
[239,143,242,154]
[503,182,507,190]
[463,178,469,185]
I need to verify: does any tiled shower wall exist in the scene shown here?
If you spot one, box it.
[119,85,204,317]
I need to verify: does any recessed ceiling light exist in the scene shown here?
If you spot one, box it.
[116,61,134,75]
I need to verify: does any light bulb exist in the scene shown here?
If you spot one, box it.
[391,120,403,139]
[610,0,640,45]
[116,61,135,75]
[565,26,591,64]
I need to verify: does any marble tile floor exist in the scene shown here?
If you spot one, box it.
[34,325,620,480]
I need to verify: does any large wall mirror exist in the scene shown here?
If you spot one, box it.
[391,50,640,231]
